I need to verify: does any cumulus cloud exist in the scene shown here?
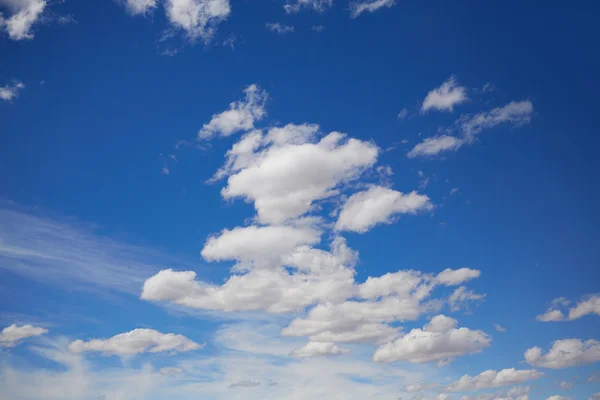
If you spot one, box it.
[0,0,45,40]
[546,396,571,400]
[435,268,481,286]
[0,324,48,348]
[525,339,600,369]
[335,186,432,233]
[198,84,267,139]
[349,0,395,18]
[407,135,464,158]
[266,22,294,34]
[68,329,203,356]
[445,368,543,392]
[284,0,332,13]
[217,125,378,225]
[372,315,491,363]
[408,100,533,158]
[536,309,565,322]
[421,77,468,113]
[290,342,349,358]
[0,79,24,101]
[567,295,600,320]
[163,0,230,42]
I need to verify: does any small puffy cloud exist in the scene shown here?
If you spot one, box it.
[290,342,349,358]
[266,22,294,34]
[435,268,481,286]
[445,368,543,392]
[228,380,261,388]
[0,0,45,40]
[421,76,468,113]
[494,324,506,332]
[0,324,48,348]
[546,396,571,400]
[68,328,203,356]
[372,315,491,363]
[0,79,25,101]
[559,380,572,389]
[284,0,332,13]
[198,84,267,139]
[536,309,565,322]
[397,108,409,119]
[334,186,432,233]
[525,339,600,369]
[407,135,464,158]
[121,0,157,15]
[163,0,230,42]
[568,295,600,320]
[349,0,395,18]
[448,286,485,312]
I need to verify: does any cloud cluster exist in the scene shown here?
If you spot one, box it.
[0,0,45,40]
[525,339,600,369]
[68,329,203,356]
[0,324,48,348]
[537,295,600,322]
[141,85,486,363]
[349,0,395,18]
[266,22,295,34]
[445,368,543,392]
[283,0,333,13]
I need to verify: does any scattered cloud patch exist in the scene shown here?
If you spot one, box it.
[120,0,158,15]
[407,135,464,158]
[284,0,333,13]
[68,328,203,356]
[266,22,294,34]
[0,0,45,40]
[397,108,409,119]
[525,339,600,369]
[0,79,25,101]
[445,368,543,392]
[0,324,48,348]
[349,0,395,18]
[421,76,469,113]
[290,341,349,358]
[494,324,506,332]
[228,380,261,388]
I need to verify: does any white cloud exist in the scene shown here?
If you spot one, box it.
[0,324,48,347]
[458,100,533,142]
[334,186,432,233]
[559,380,572,389]
[218,125,378,224]
[68,328,203,356]
[290,342,349,358]
[228,380,261,388]
[409,100,533,158]
[435,268,481,286]
[546,396,571,400]
[121,0,157,15]
[284,0,332,13]
[349,0,395,18]
[373,315,491,363]
[0,79,24,101]
[163,0,230,42]
[445,368,543,392]
[266,22,295,34]
[198,84,267,139]
[536,309,565,322]
[525,339,600,369]
[567,295,600,320]
[589,393,600,400]
[421,77,468,113]
[589,372,600,382]
[494,324,506,332]
[407,135,464,158]
[405,382,439,392]
[0,0,45,40]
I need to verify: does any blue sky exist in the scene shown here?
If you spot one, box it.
[1,0,599,399]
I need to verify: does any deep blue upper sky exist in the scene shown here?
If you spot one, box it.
[1,1,599,399]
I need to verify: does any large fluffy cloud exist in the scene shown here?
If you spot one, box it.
[372,315,491,363]
[525,339,600,369]
[335,186,432,233]
[0,324,48,348]
[68,329,203,356]
[445,368,543,392]
[0,0,45,40]
[421,76,469,113]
